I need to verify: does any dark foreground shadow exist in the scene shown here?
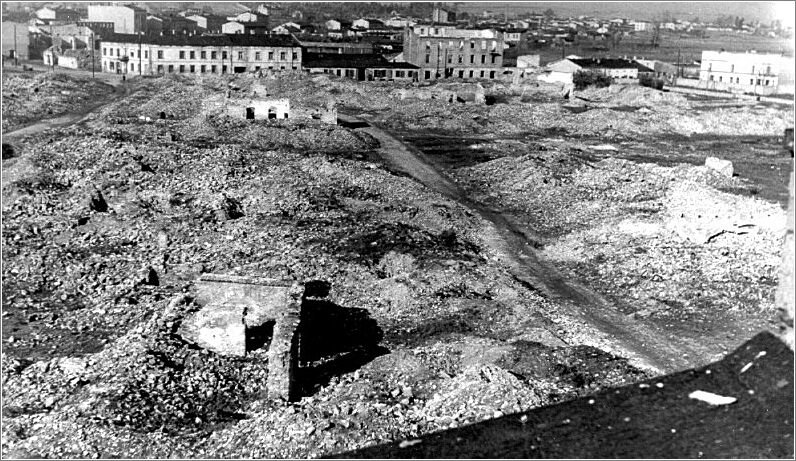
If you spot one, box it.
[297,293,388,396]
[335,331,793,459]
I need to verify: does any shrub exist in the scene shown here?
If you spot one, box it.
[639,75,665,90]
[573,70,611,90]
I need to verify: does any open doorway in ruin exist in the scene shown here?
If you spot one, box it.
[246,320,276,353]
[268,107,277,119]
[246,107,255,120]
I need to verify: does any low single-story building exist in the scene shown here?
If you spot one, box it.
[303,52,419,81]
[539,57,654,84]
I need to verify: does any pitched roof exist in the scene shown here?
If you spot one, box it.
[303,52,418,69]
[100,32,299,48]
[570,57,654,72]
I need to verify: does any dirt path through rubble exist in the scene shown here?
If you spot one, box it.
[2,81,132,188]
[357,120,708,374]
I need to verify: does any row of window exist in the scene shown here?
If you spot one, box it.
[102,47,298,62]
[106,61,298,73]
[425,53,499,64]
[423,69,498,79]
[424,39,498,51]
[707,63,773,74]
[319,68,417,79]
[708,74,772,86]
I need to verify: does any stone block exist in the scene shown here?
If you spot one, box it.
[179,274,304,400]
[705,156,733,177]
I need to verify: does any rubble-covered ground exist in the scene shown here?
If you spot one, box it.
[2,74,659,458]
[374,82,792,364]
[2,72,116,133]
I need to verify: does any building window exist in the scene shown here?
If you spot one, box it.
[730,64,734,72]
[459,70,464,78]
[420,28,425,35]
[750,78,754,85]
[255,51,261,60]
[470,55,474,63]
[766,79,770,85]
[211,51,217,59]
[718,76,722,82]
[480,70,485,78]
[211,65,216,73]
[396,70,404,78]
[470,41,474,49]
[102,47,106,55]
[280,51,286,60]
[157,65,163,73]
[222,65,227,74]
[158,50,163,59]
[292,52,298,60]
[179,65,185,73]
[280,65,285,70]
[424,70,431,79]
[469,70,474,77]
[481,55,486,64]
[201,51,206,59]
[238,51,244,60]
[130,63,134,71]
[490,70,495,79]
[457,55,462,63]
[492,55,497,64]
[447,55,452,64]
[190,51,195,59]
[110,62,114,70]
[116,48,120,56]
[268,51,274,60]
[200,65,205,73]
[709,75,714,81]
[144,50,148,59]
[189,65,194,72]
[434,27,439,34]
[222,51,227,59]
[179,50,185,59]
[168,64,174,72]
[425,40,431,49]
[425,54,430,63]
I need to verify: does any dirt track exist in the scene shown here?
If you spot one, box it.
[357,118,711,374]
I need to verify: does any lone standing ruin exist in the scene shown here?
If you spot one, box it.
[179,274,304,400]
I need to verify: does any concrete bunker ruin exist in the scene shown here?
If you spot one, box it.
[178,274,304,400]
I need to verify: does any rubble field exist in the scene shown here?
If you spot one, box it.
[2,74,662,458]
[382,82,792,364]
[2,72,116,133]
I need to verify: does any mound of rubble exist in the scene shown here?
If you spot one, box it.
[1,74,661,458]
[2,72,115,132]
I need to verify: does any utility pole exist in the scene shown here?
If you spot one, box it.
[138,31,142,76]
[13,23,18,66]
[435,41,440,79]
[91,33,95,78]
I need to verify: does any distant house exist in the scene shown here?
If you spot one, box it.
[228,12,258,23]
[272,23,300,35]
[539,57,654,84]
[223,21,245,34]
[36,7,81,22]
[88,4,147,34]
[325,19,341,30]
[303,52,419,81]
[699,50,795,95]
[184,14,225,32]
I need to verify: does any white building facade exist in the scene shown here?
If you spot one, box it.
[87,5,147,34]
[100,33,301,75]
[699,50,794,95]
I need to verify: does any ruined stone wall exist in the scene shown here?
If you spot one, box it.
[776,165,795,350]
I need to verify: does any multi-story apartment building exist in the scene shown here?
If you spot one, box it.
[402,24,505,80]
[99,33,301,76]
[88,4,147,34]
[699,50,795,95]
